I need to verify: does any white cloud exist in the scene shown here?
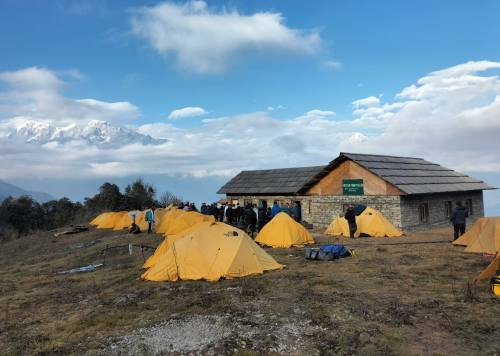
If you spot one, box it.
[0,67,139,126]
[304,109,335,117]
[352,96,380,108]
[168,106,207,120]
[323,60,342,70]
[129,1,322,73]
[347,61,500,172]
[1,61,500,190]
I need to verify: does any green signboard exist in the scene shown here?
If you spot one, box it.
[342,179,364,195]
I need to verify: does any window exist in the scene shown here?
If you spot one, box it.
[445,201,452,218]
[466,199,473,215]
[419,203,429,223]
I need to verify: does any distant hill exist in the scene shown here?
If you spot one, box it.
[0,180,54,203]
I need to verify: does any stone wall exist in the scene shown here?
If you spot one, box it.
[400,191,484,231]
[227,194,402,230]
[227,191,485,232]
[303,195,402,229]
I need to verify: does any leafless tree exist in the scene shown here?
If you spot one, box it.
[159,191,183,207]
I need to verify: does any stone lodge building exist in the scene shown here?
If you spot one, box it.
[217,153,496,231]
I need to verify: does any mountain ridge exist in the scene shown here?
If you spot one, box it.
[0,180,54,203]
[4,119,166,147]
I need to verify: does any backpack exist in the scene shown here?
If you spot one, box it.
[145,210,153,222]
[491,275,500,296]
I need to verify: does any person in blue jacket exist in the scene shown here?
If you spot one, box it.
[271,201,281,218]
[145,207,155,234]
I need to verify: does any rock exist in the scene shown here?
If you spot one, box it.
[359,332,370,345]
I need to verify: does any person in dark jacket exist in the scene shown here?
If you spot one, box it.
[344,205,357,239]
[244,204,257,237]
[225,205,234,225]
[292,202,301,222]
[258,205,267,231]
[450,201,469,240]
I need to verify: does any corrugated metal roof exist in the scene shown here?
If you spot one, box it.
[217,153,496,195]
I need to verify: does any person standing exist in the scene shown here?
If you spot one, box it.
[271,201,281,218]
[450,201,469,240]
[344,205,357,239]
[292,202,301,222]
[145,207,155,234]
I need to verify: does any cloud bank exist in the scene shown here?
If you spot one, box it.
[129,0,322,73]
[1,61,499,185]
[0,67,139,126]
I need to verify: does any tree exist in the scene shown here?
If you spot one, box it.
[98,183,123,211]
[159,191,183,207]
[42,198,81,229]
[0,196,45,235]
[123,178,156,210]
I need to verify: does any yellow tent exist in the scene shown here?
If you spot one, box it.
[162,211,215,236]
[255,212,314,248]
[142,222,284,281]
[113,212,133,230]
[134,211,149,231]
[453,217,489,247]
[143,230,188,269]
[474,254,499,283]
[463,217,500,254]
[96,212,127,229]
[155,208,185,234]
[325,207,402,237]
[90,212,112,226]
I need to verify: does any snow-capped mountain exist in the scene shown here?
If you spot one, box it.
[5,120,166,147]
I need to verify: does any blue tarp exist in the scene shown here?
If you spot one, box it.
[320,244,352,258]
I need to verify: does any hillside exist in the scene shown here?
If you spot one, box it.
[0,226,498,355]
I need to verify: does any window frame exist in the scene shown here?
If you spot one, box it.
[466,199,473,215]
[419,203,429,223]
[444,201,452,219]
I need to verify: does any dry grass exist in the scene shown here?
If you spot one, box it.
[0,226,498,355]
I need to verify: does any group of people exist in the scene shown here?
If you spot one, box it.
[197,201,302,237]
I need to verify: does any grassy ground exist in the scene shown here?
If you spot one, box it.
[0,226,498,355]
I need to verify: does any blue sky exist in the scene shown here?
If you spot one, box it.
[2,0,499,124]
[0,0,499,213]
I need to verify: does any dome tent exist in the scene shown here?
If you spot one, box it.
[90,212,113,226]
[142,222,283,282]
[325,207,402,238]
[255,212,315,248]
[155,208,186,234]
[462,217,500,254]
[113,212,133,230]
[453,217,489,247]
[95,211,128,229]
[474,254,499,283]
[161,210,215,236]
